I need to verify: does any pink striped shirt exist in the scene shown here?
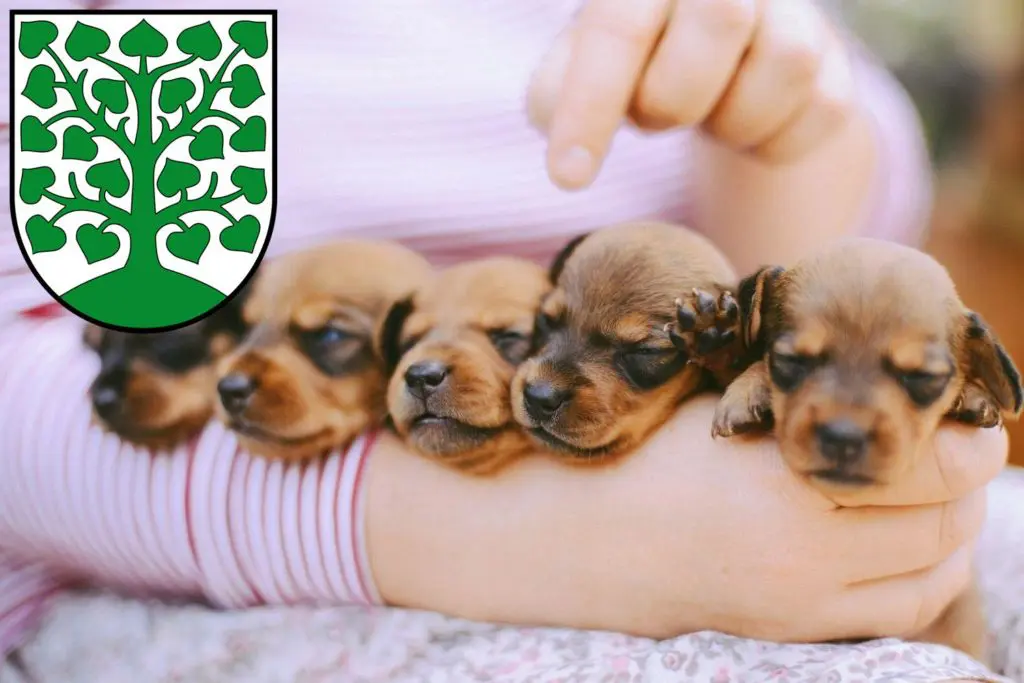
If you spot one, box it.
[0,0,932,654]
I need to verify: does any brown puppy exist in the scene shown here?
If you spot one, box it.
[84,298,248,450]
[511,222,744,461]
[707,237,1023,660]
[380,257,551,474]
[215,241,433,461]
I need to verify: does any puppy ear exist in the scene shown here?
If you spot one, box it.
[548,232,591,284]
[376,296,414,375]
[963,311,1023,417]
[736,266,784,349]
[82,323,104,351]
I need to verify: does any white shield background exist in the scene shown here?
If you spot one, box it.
[11,12,275,297]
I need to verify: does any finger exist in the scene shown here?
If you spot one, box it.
[754,31,855,162]
[827,424,1008,508]
[827,541,975,641]
[545,0,671,190]
[704,0,826,149]
[832,487,986,584]
[630,0,758,131]
[527,23,575,134]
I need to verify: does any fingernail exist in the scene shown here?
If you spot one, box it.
[551,146,595,190]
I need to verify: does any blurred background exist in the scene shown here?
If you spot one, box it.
[831,0,1024,465]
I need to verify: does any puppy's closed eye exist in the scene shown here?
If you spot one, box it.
[889,366,952,407]
[294,322,367,376]
[532,310,558,345]
[489,329,531,365]
[148,334,209,374]
[768,350,822,393]
[616,345,683,390]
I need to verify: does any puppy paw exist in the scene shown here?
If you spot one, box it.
[948,384,1002,428]
[668,287,741,363]
[712,399,774,438]
[711,361,774,438]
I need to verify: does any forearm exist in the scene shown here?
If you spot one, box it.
[693,40,933,273]
[0,315,378,632]
[364,398,733,638]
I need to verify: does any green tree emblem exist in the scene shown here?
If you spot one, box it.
[11,12,276,331]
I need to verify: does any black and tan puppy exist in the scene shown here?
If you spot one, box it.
[83,298,248,450]
[706,237,1023,660]
[215,241,433,461]
[511,222,744,461]
[380,257,551,474]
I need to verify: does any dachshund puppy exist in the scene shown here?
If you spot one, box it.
[84,298,248,450]
[215,241,433,461]
[380,257,551,474]
[708,237,1023,660]
[511,222,744,461]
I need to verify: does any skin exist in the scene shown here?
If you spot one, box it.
[367,395,1006,643]
[527,0,878,271]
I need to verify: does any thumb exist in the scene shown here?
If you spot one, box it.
[526,24,575,135]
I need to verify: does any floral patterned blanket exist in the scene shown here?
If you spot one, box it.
[5,470,1024,683]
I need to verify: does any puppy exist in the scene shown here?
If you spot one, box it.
[707,237,1023,660]
[215,241,433,461]
[380,257,551,474]
[84,298,248,450]
[511,222,744,461]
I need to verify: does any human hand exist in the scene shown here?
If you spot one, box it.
[367,395,1005,642]
[584,396,1004,641]
[528,0,856,190]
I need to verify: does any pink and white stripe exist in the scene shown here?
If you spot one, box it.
[0,315,379,658]
[0,0,933,654]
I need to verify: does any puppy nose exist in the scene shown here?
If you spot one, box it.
[218,373,256,414]
[815,419,869,465]
[404,361,448,398]
[523,381,570,421]
[90,384,123,419]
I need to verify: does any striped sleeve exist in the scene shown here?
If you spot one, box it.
[0,557,62,657]
[0,315,382,618]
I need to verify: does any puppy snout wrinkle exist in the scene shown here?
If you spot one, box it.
[523,380,570,422]
[814,419,870,464]
[405,360,449,399]
[218,373,256,414]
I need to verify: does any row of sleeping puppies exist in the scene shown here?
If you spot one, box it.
[83,221,1024,661]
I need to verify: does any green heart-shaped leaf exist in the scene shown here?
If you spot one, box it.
[25,215,66,254]
[119,19,167,59]
[19,20,58,59]
[177,21,221,61]
[76,223,120,264]
[62,126,98,162]
[229,166,266,204]
[220,215,261,253]
[65,21,110,62]
[157,159,201,198]
[20,116,56,153]
[158,77,196,114]
[229,116,266,152]
[85,160,130,199]
[166,223,211,264]
[19,167,56,204]
[228,20,267,58]
[22,65,58,109]
[92,78,129,114]
[189,126,224,161]
[228,65,264,108]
